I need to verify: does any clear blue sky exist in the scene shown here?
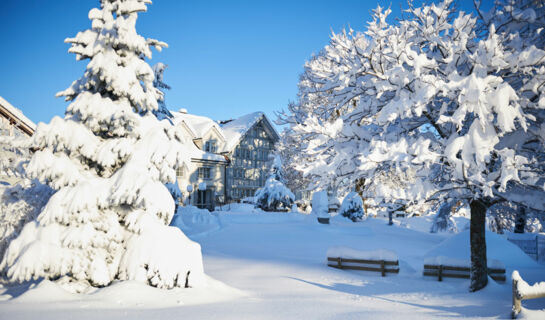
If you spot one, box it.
[0,0,483,127]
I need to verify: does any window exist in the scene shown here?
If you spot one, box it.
[198,167,211,179]
[235,168,245,179]
[176,166,185,177]
[204,140,217,153]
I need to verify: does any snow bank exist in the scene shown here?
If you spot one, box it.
[425,230,539,269]
[326,246,398,261]
[170,206,221,237]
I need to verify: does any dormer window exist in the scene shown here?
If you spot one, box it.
[204,140,217,153]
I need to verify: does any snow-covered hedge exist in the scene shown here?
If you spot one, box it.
[339,192,365,222]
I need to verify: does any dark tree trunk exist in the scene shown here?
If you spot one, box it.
[469,199,488,292]
[388,211,393,225]
[514,206,526,234]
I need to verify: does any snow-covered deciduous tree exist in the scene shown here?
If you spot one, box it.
[255,155,295,211]
[339,192,365,222]
[281,0,545,291]
[0,0,205,291]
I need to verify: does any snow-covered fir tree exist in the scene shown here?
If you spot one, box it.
[255,155,295,212]
[280,0,545,291]
[339,192,365,222]
[430,201,458,233]
[151,62,173,122]
[0,0,205,291]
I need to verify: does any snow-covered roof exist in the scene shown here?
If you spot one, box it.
[220,111,279,152]
[171,111,225,141]
[0,96,36,136]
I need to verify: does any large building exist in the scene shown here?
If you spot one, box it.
[171,110,279,210]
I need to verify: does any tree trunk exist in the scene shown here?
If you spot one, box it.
[514,206,526,234]
[469,199,488,292]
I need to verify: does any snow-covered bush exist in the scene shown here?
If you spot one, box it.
[255,177,295,212]
[339,192,364,222]
[0,181,54,267]
[430,201,457,233]
[255,156,294,211]
[0,0,205,291]
[311,191,329,218]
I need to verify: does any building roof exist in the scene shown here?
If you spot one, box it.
[219,111,280,152]
[0,96,36,136]
[171,110,225,141]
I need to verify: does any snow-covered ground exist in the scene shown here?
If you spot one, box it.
[1,204,544,319]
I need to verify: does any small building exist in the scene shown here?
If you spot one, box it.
[0,96,36,185]
[171,110,279,209]
[0,96,35,138]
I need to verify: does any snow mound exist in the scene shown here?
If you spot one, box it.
[424,230,539,269]
[326,246,398,261]
[171,206,221,237]
[6,277,244,308]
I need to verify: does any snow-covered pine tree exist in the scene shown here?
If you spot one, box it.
[150,62,183,211]
[255,155,295,211]
[0,0,205,291]
[339,192,364,222]
[152,62,173,122]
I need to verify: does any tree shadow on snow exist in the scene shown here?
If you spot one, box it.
[287,277,511,318]
[0,280,41,300]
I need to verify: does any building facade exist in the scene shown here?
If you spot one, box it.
[220,113,279,201]
[171,110,279,209]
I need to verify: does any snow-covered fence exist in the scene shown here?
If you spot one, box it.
[326,247,399,276]
[423,257,505,282]
[512,271,545,318]
[507,233,545,262]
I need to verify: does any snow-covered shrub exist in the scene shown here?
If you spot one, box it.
[255,155,295,212]
[430,201,457,233]
[0,0,205,291]
[255,177,295,212]
[0,181,54,267]
[339,192,364,222]
[311,191,329,218]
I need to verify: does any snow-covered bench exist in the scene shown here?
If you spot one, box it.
[326,247,399,277]
[423,256,505,282]
[512,270,545,319]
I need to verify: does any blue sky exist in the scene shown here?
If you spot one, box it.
[0,0,484,128]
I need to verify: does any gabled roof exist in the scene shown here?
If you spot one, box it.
[0,96,36,136]
[219,112,280,152]
[171,110,226,142]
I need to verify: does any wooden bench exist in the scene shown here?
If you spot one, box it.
[423,264,506,282]
[512,271,545,318]
[327,257,399,276]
